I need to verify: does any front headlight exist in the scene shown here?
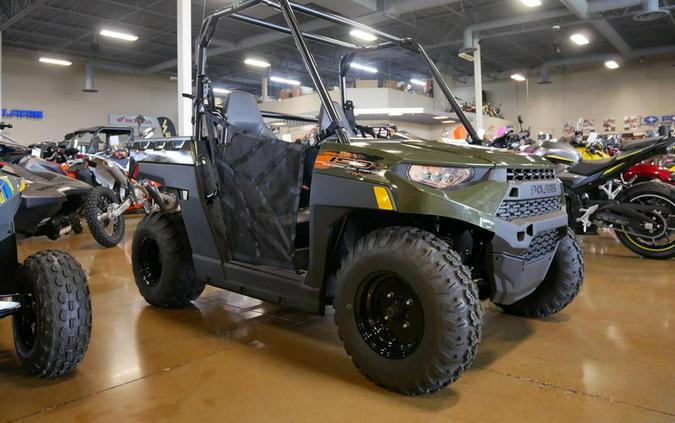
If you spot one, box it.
[408,165,474,189]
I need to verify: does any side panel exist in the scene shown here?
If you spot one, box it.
[137,162,225,283]
[304,172,389,289]
[136,159,324,314]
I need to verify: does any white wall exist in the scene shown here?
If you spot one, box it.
[453,58,675,137]
[1,53,178,144]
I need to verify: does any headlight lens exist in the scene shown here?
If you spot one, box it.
[408,165,474,189]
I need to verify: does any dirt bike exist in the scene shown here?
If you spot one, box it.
[80,154,177,247]
[560,136,675,259]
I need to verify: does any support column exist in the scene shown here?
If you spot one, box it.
[473,38,484,134]
[261,76,269,101]
[177,0,192,136]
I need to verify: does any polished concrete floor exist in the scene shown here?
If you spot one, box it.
[1,216,673,422]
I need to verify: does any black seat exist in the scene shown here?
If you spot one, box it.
[223,91,276,139]
[567,158,616,176]
[622,137,663,151]
[318,101,356,138]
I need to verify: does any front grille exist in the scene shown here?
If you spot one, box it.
[496,196,562,221]
[523,230,560,262]
[507,167,556,182]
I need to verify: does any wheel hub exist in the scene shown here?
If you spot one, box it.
[354,271,424,359]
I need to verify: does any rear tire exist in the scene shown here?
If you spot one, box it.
[497,228,584,318]
[84,186,125,247]
[132,212,204,308]
[334,227,482,395]
[614,182,675,260]
[12,251,92,378]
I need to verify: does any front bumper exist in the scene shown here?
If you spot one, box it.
[487,179,568,305]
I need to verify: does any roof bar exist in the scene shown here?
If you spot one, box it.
[260,0,404,44]
[198,0,482,144]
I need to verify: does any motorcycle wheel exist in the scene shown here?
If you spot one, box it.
[615,183,675,260]
[84,186,125,248]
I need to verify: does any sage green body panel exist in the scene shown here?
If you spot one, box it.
[314,139,555,232]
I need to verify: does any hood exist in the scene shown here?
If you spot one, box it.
[349,139,552,168]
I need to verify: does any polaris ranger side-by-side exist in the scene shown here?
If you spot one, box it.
[129,0,584,395]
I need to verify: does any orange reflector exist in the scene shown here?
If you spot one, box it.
[373,186,393,210]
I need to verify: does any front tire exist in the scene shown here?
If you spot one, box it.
[132,212,204,308]
[84,186,125,247]
[497,228,584,318]
[12,251,92,378]
[334,227,482,395]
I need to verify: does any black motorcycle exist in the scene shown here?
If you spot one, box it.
[559,136,675,259]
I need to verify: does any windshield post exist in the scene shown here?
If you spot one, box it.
[414,43,482,145]
[277,0,350,144]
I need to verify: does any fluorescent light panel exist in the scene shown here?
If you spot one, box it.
[570,33,589,45]
[270,76,301,86]
[213,88,231,95]
[349,29,377,42]
[433,116,450,120]
[244,58,271,68]
[100,29,138,42]
[441,120,456,124]
[604,60,620,69]
[350,62,378,73]
[520,0,542,7]
[39,57,72,66]
[510,73,526,81]
[410,78,426,87]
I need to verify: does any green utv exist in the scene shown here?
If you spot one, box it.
[129,0,584,395]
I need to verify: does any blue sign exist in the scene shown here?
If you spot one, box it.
[1,108,44,119]
[662,115,674,123]
[643,115,659,125]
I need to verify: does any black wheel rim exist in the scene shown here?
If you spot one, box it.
[139,238,162,286]
[14,292,37,352]
[621,194,675,252]
[354,271,424,359]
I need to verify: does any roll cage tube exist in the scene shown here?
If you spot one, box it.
[196,0,481,145]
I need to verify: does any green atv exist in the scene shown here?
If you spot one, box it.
[129,0,584,395]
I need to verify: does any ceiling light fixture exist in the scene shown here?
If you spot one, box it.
[270,76,301,86]
[570,33,589,45]
[604,60,620,69]
[410,78,426,87]
[39,57,72,66]
[244,57,271,68]
[100,29,138,42]
[510,73,526,81]
[350,62,378,73]
[349,29,377,42]
[520,0,542,7]
[441,120,456,124]
[433,116,450,120]
[213,87,231,95]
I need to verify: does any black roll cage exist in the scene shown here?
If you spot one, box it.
[196,0,481,145]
